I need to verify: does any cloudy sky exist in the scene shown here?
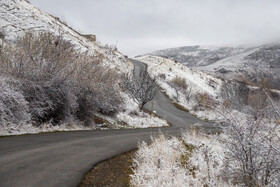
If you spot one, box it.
[30,0,280,56]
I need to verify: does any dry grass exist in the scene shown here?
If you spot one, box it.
[79,149,137,187]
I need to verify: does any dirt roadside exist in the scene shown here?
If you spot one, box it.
[79,149,137,187]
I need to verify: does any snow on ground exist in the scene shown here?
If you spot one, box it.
[135,55,225,121]
[196,47,262,73]
[117,94,169,128]
[130,130,232,187]
[0,122,96,136]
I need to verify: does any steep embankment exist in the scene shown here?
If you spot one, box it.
[0,0,132,72]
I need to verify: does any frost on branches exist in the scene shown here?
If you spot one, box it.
[220,105,280,186]
[130,110,280,187]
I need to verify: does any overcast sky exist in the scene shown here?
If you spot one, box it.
[30,0,280,56]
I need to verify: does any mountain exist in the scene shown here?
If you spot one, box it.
[0,0,132,72]
[148,43,280,89]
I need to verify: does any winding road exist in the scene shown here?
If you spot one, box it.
[0,59,216,187]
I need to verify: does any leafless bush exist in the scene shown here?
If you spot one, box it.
[170,76,188,89]
[194,93,217,110]
[0,77,30,124]
[184,85,193,102]
[129,110,139,117]
[218,85,280,186]
[220,108,280,186]
[0,32,123,126]
[248,89,268,111]
[221,81,250,111]
[76,65,122,120]
[123,68,158,109]
[158,73,166,80]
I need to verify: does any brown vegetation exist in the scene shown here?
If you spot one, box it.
[0,32,123,126]
[170,76,188,89]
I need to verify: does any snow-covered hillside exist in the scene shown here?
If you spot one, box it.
[0,0,133,73]
[136,55,224,121]
[0,0,170,136]
[147,44,280,88]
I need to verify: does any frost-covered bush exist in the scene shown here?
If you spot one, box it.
[21,79,78,124]
[220,81,250,111]
[0,32,123,125]
[130,134,189,187]
[220,109,280,186]
[194,92,217,110]
[0,77,30,124]
[130,131,231,187]
[170,76,188,89]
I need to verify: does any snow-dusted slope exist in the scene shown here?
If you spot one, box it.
[148,44,280,88]
[0,0,132,72]
[136,55,224,120]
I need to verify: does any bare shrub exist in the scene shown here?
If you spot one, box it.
[158,73,166,80]
[129,110,139,117]
[219,85,280,186]
[208,79,218,89]
[75,64,123,124]
[221,81,250,111]
[184,86,193,102]
[0,77,30,124]
[170,76,188,89]
[248,89,268,111]
[194,93,217,110]
[220,108,280,186]
[0,32,123,125]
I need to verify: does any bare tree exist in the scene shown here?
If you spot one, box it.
[124,68,158,109]
[184,85,192,102]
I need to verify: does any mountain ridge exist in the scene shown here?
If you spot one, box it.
[146,43,280,89]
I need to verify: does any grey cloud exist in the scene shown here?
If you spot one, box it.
[30,0,280,56]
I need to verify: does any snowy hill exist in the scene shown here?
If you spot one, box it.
[135,55,224,121]
[147,43,280,88]
[0,0,132,72]
[0,0,170,136]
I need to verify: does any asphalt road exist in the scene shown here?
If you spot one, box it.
[0,59,217,187]
[131,59,216,132]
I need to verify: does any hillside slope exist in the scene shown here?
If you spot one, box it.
[0,0,170,135]
[148,44,280,88]
[135,55,224,121]
[0,0,132,72]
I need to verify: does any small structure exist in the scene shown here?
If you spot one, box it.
[83,34,96,42]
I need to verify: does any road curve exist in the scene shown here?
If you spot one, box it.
[130,59,216,132]
[0,59,217,187]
